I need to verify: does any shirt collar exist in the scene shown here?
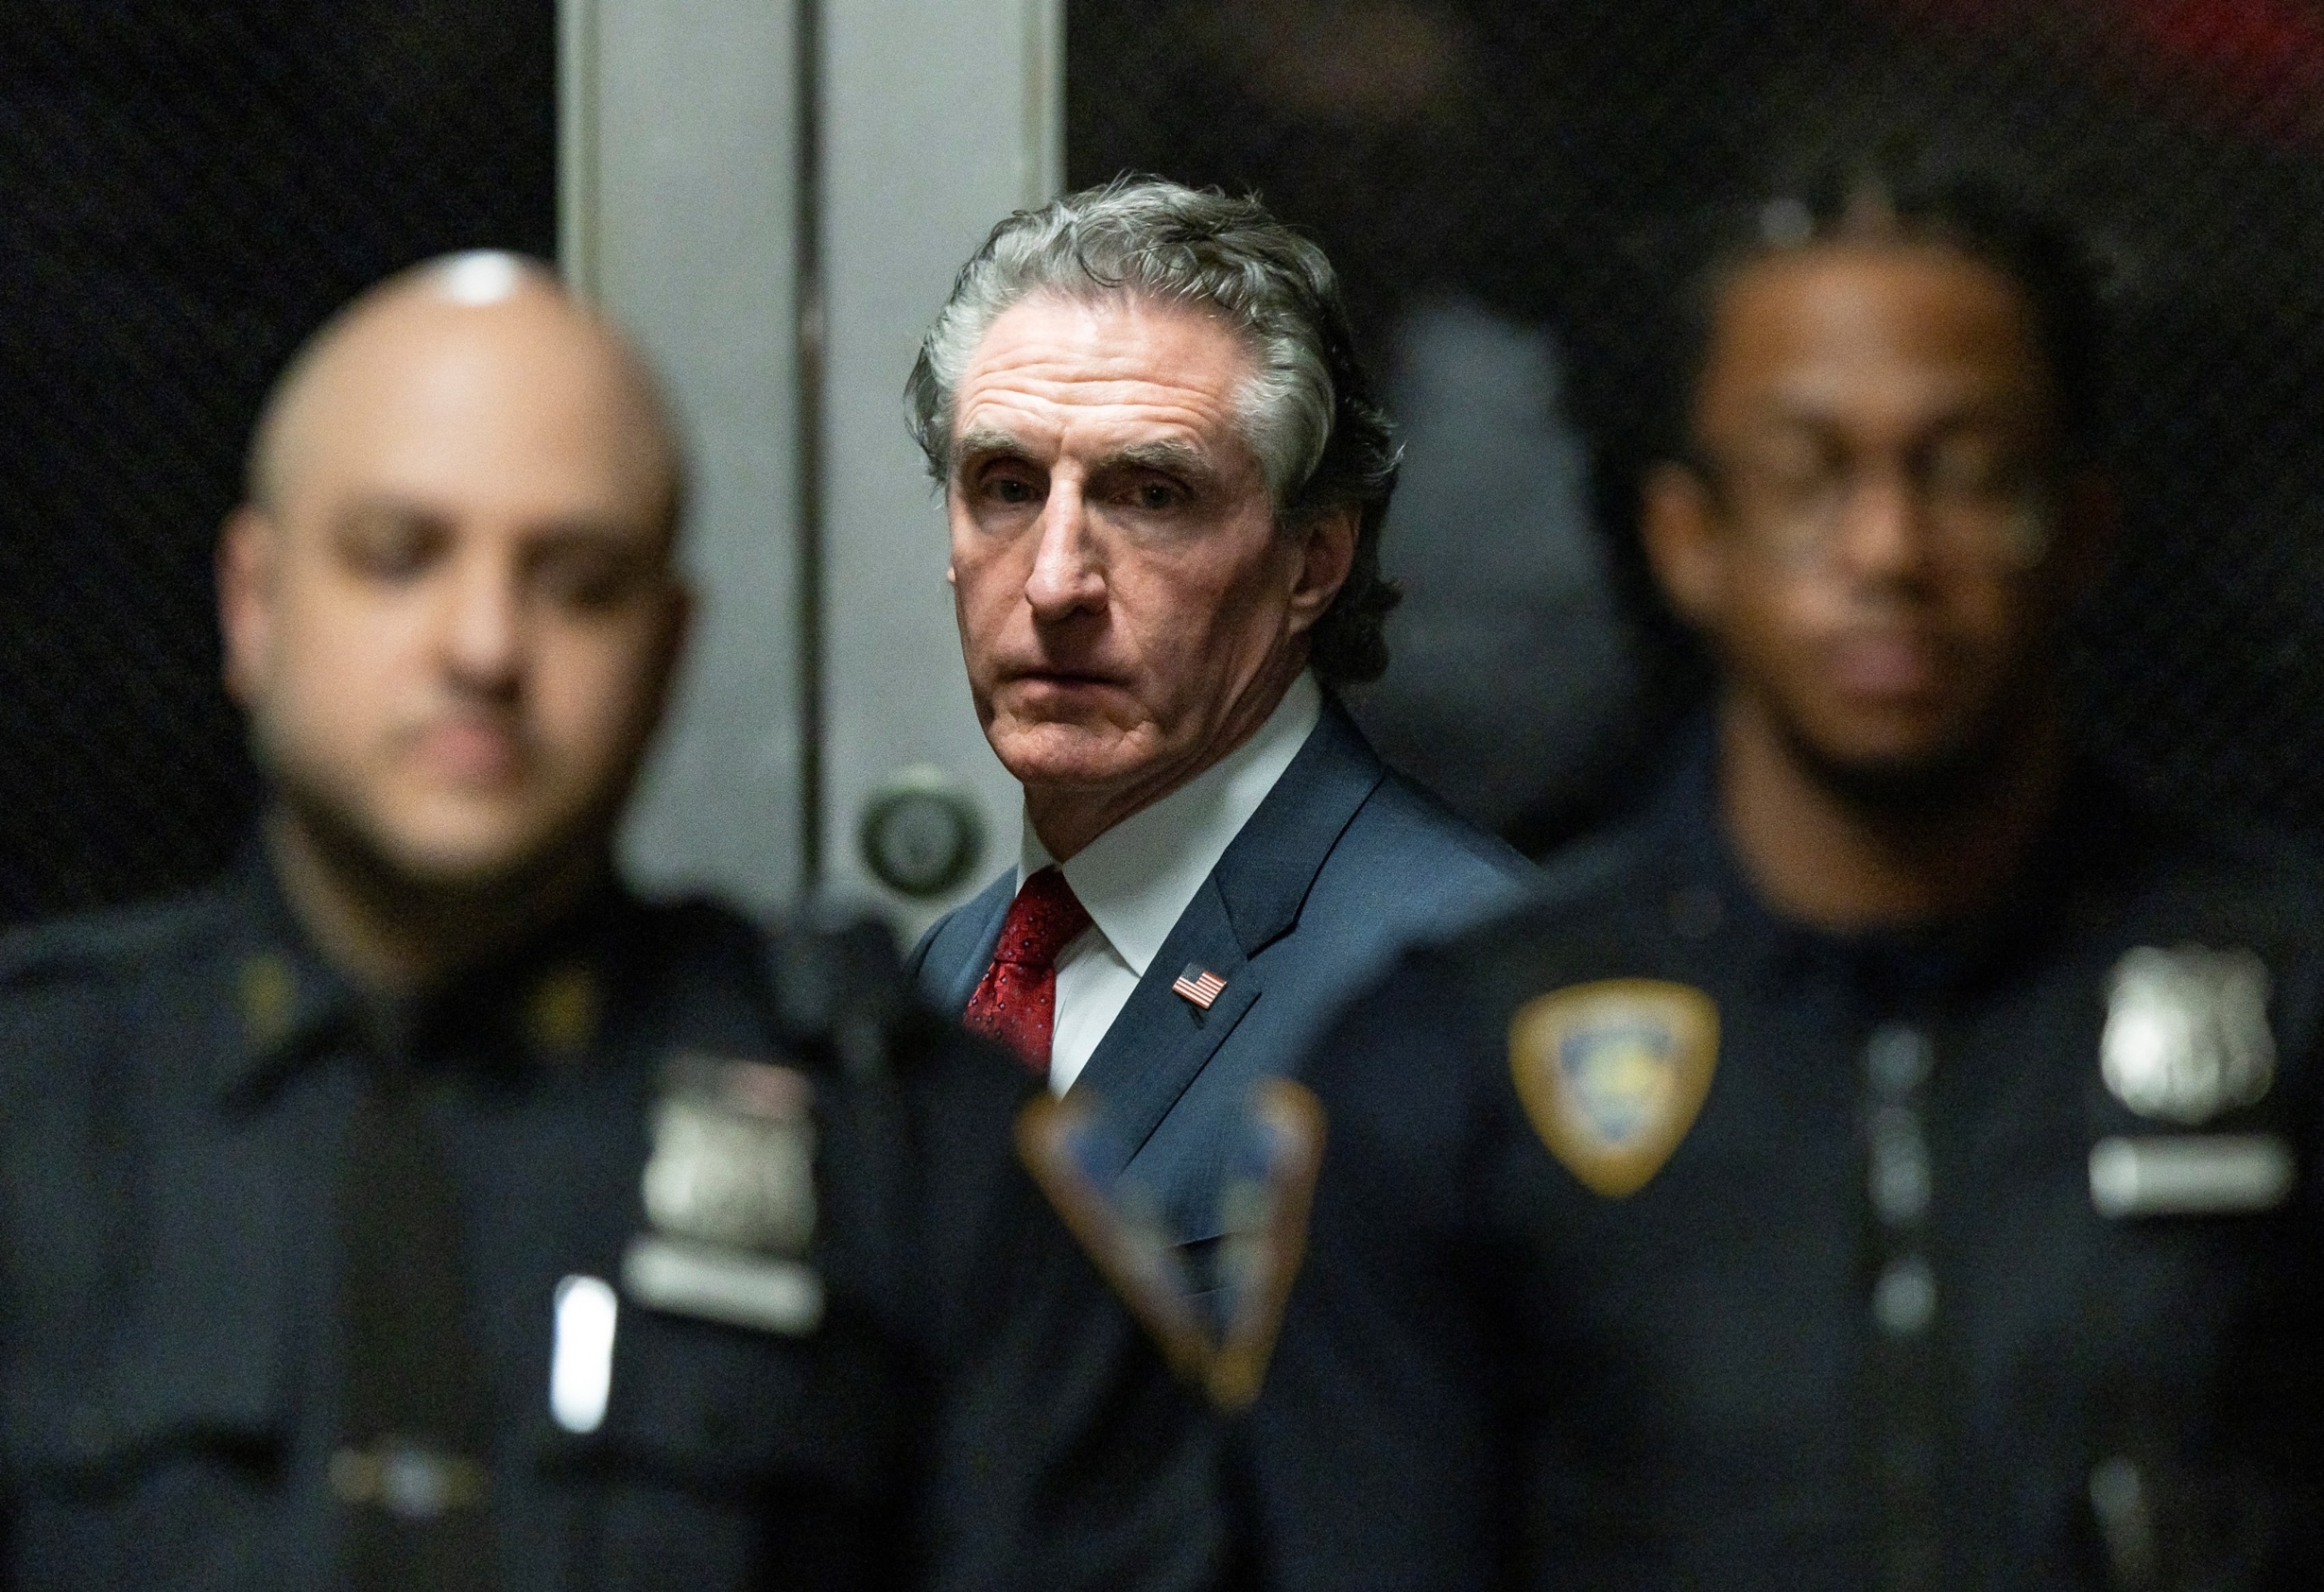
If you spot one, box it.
[1020,670,1323,978]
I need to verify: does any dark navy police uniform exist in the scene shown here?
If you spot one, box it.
[0,850,1229,1591]
[1250,751,2324,1591]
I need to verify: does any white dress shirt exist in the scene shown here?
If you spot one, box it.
[1018,670,1323,1094]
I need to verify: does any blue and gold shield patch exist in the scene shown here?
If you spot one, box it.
[1510,978,1719,1197]
[1016,1078,1325,1410]
[1014,1093,1212,1391]
[1206,1078,1326,1410]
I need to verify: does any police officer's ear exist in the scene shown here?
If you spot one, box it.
[635,564,694,729]
[217,504,279,709]
[1639,459,1724,631]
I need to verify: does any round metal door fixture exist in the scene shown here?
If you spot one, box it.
[856,766,986,898]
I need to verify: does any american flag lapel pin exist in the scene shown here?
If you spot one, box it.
[1170,963,1228,1011]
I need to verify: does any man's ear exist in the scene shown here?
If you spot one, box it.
[1285,504,1359,633]
[216,505,278,708]
[1639,461,1725,629]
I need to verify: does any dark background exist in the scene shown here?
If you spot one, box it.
[1070,0,2324,847]
[3,0,2319,924]
[0,0,555,925]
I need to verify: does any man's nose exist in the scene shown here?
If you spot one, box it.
[439,550,527,692]
[1022,482,1107,620]
[1828,462,1935,583]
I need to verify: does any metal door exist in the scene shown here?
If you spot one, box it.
[563,0,1061,931]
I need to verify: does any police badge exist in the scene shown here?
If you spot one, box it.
[2100,946,2276,1125]
[621,1054,824,1335]
[1510,978,1719,1198]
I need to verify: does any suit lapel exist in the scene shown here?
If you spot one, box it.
[1206,699,1386,956]
[1065,878,1259,1177]
[912,870,1016,1016]
[1065,701,1389,1171]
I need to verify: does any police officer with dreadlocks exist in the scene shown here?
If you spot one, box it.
[1246,159,2324,1590]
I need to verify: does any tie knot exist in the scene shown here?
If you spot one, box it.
[993,866,1092,972]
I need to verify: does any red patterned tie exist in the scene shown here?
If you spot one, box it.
[963,866,1092,1074]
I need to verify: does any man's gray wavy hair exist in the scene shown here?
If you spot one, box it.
[904,176,1402,686]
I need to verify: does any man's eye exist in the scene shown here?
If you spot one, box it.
[1738,443,1838,501]
[983,474,1039,506]
[539,559,630,609]
[1130,480,1185,511]
[340,524,438,580]
[535,546,648,610]
[1922,439,2020,501]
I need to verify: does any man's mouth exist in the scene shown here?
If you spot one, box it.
[409,717,527,783]
[1824,632,1947,701]
[1005,667,1127,692]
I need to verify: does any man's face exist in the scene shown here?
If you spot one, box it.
[946,293,1349,829]
[1643,242,2093,794]
[221,300,685,894]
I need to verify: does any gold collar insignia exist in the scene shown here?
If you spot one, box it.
[238,952,300,1054]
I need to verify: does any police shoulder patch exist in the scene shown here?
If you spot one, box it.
[1205,1078,1325,1411]
[1509,978,1718,1198]
[1016,1078,1325,1411]
[1014,1092,1213,1391]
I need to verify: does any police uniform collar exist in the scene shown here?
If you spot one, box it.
[415,885,634,1064]
[1648,721,2141,1000]
[216,843,365,1101]
[217,841,638,1102]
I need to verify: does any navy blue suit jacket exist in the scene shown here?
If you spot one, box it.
[909,699,1534,1241]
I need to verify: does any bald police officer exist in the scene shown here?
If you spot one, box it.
[1249,163,2324,1590]
[0,255,1217,1592]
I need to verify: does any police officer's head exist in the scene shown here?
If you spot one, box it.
[1639,159,2112,810]
[219,253,688,914]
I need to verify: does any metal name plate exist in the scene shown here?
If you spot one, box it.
[628,1054,822,1335]
[2088,1133,2295,1219]
[620,1234,825,1336]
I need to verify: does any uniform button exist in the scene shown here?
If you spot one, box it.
[1864,1024,1933,1099]
[2089,1455,2158,1578]
[1873,1256,1937,1336]
[1869,1106,1931,1224]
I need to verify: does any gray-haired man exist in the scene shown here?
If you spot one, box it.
[905,179,1531,1276]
